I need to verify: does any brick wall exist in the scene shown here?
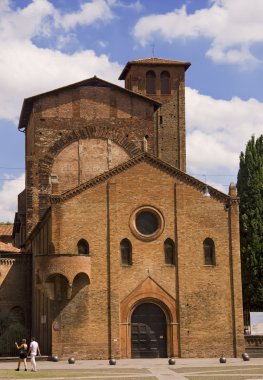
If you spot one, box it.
[18,59,244,360]
[25,85,157,235]
[29,161,244,358]
[122,64,187,170]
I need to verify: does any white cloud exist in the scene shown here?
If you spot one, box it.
[133,0,263,65]
[186,87,263,181]
[0,0,9,13]
[0,41,122,123]
[109,0,143,11]
[1,0,55,42]
[55,0,114,30]
[0,0,122,123]
[0,173,25,223]
[98,40,108,48]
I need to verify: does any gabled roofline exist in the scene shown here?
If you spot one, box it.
[119,57,191,80]
[51,152,232,205]
[0,242,21,253]
[121,275,176,305]
[18,76,161,130]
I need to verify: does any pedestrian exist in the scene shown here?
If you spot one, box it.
[28,336,41,372]
[15,338,28,371]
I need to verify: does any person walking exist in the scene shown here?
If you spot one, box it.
[28,337,41,372]
[15,339,28,371]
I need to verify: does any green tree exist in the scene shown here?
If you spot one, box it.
[237,135,263,310]
[0,309,29,356]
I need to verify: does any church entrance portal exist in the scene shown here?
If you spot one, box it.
[131,303,167,358]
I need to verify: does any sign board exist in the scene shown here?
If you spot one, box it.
[41,315,46,324]
[250,312,263,335]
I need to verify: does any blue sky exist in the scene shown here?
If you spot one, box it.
[0,0,263,221]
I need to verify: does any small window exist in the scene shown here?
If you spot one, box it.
[50,174,58,183]
[120,238,132,265]
[77,239,89,255]
[203,238,215,265]
[164,238,175,265]
[161,71,171,94]
[146,70,156,94]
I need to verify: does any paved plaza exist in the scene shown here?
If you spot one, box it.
[0,357,263,380]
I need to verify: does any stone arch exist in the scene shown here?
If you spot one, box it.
[131,301,169,358]
[120,277,178,358]
[77,239,89,255]
[203,237,216,266]
[45,273,70,300]
[37,125,142,213]
[35,254,91,298]
[130,297,172,325]
[49,125,140,157]
[160,70,171,94]
[72,272,90,298]
[120,238,132,266]
[146,70,156,94]
[164,238,176,265]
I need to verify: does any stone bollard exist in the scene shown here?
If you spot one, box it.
[242,353,250,361]
[219,355,227,363]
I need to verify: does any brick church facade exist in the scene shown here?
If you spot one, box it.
[8,58,244,358]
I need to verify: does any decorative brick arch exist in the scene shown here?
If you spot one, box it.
[36,254,91,285]
[45,273,70,285]
[37,125,142,218]
[49,125,141,157]
[120,276,178,358]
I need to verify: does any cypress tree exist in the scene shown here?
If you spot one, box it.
[237,135,263,310]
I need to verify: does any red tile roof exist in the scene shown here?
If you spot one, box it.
[0,242,20,253]
[128,57,190,65]
[119,57,191,79]
[0,224,13,236]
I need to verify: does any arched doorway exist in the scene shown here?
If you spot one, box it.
[131,303,167,358]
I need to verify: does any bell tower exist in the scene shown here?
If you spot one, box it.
[119,58,191,171]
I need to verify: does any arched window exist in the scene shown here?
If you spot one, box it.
[203,238,215,265]
[120,238,132,265]
[164,238,175,265]
[146,70,156,94]
[46,273,69,300]
[77,239,89,255]
[72,273,90,298]
[161,71,171,94]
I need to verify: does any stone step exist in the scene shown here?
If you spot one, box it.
[245,348,263,358]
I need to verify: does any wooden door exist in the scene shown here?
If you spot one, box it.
[131,303,167,358]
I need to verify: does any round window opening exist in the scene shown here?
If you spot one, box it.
[130,206,164,241]
[136,211,159,235]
